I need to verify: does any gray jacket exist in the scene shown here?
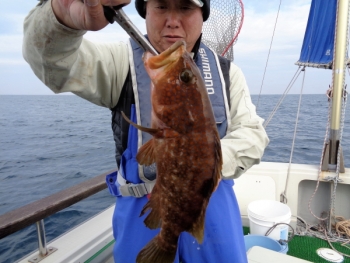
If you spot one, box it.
[22,0,269,179]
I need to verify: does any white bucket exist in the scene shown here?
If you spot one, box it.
[247,200,291,241]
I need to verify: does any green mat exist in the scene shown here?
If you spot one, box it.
[243,227,350,262]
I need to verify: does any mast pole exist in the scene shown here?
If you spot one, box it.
[322,0,349,172]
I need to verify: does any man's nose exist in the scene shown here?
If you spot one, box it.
[165,10,181,28]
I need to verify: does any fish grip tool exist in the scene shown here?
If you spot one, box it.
[103,5,158,55]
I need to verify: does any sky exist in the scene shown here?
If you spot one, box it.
[0,0,343,95]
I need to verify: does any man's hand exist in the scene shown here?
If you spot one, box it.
[51,0,131,30]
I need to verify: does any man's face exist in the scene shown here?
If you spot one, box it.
[145,0,203,53]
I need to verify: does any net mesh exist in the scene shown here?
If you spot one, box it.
[202,0,244,61]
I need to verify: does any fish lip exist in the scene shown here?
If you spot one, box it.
[163,40,186,56]
[143,40,186,71]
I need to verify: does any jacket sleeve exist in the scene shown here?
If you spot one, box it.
[22,0,129,109]
[221,63,269,179]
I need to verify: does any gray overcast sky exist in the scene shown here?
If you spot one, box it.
[0,0,345,95]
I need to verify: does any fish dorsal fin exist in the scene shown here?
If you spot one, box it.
[121,111,157,165]
[137,139,156,166]
[121,111,159,135]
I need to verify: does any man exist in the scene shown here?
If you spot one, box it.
[23,0,269,262]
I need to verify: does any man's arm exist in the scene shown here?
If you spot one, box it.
[23,0,130,108]
[221,64,269,179]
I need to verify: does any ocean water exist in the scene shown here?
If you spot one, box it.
[0,94,350,262]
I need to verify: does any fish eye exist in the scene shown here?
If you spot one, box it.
[180,69,194,83]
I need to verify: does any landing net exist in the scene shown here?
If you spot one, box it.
[202,0,244,61]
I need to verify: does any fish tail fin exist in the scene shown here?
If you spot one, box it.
[136,238,176,263]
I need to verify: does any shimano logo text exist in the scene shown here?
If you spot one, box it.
[199,48,215,95]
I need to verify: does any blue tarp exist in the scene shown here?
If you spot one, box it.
[297,0,337,68]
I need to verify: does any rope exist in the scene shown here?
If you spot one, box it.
[300,89,349,257]
[324,0,349,236]
[324,228,350,259]
[297,216,350,258]
[306,89,333,222]
[256,0,283,110]
[281,68,306,204]
[263,67,303,128]
[327,87,348,229]
[333,216,350,239]
[306,86,347,222]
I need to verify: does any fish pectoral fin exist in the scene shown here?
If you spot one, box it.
[189,209,206,244]
[137,139,156,166]
[121,111,159,135]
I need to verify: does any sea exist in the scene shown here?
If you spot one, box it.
[1,94,350,262]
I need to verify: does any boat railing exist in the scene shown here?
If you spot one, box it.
[0,169,117,261]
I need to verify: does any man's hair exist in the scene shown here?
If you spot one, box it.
[135,0,210,22]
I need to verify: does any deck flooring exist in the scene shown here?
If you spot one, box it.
[244,227,350,262]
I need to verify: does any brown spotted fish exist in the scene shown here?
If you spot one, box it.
[122,40,222,263]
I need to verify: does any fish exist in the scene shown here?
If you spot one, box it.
[122,40,222,263]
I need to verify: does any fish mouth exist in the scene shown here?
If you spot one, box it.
[163,40,186,56]
[144,40,187,70]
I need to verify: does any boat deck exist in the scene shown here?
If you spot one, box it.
[244,227,350,262]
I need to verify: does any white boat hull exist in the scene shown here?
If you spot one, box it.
[18,161,350,263]
[235,161,350,229]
